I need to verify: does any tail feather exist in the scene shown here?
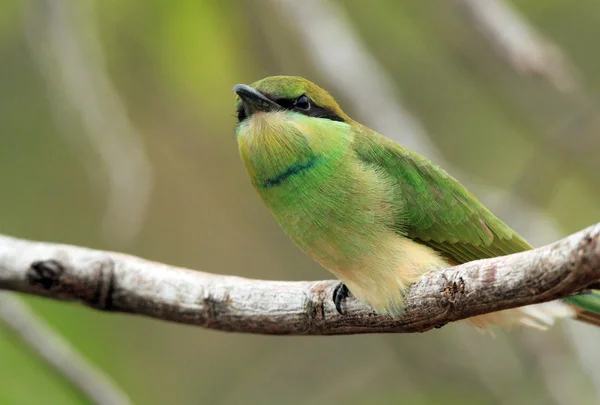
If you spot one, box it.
[565,290,600,314]
[466,291,600,331]
[466,301,576,332]
[518,301,576,329]
[565,290,600,327]
[573,309,600,327]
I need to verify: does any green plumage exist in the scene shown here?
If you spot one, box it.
[353,129,533,264]
[566,291,600,314]
[234,75,600,325]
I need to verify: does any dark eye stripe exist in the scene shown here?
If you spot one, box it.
[275,98,295,109]
[274,97,345,122]
[236,91,346,123]
[237,105,247,121]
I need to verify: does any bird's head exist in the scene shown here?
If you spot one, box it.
[234,76,349,124]
[233,76,353,189]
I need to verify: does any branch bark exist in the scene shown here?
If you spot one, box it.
[1,224,599,335]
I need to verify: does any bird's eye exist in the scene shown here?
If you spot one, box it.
[294,95,310,110]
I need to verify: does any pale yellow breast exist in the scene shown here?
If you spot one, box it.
[324,232,448,316]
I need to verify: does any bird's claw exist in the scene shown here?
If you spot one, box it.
[333,283,350,315]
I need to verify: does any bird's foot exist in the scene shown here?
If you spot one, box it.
[333,283,350,315]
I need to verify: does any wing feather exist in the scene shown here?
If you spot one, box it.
[353,130,532,263]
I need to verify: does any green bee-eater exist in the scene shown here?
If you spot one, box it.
[233,76,600,329]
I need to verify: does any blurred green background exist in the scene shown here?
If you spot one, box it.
[1,0,600,404]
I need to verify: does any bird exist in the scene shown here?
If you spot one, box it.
[233,75,600,329]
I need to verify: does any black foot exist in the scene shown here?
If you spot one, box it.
[333,283,350,315]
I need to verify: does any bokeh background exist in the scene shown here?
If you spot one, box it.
[1,0,600,404]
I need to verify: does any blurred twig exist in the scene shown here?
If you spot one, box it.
[454,0,577,91]
[272,0,562,246]
[454,0,600,194]
[0,293,131,405]
[564,322,600,400]
[22,0,153,244]
[274,0,438,159]
[0,225,599,335]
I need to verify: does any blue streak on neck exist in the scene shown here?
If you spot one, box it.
[262,153,323,188]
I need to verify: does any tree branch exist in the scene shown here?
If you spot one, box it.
[1,224,599,335]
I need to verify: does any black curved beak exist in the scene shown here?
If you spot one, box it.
[233,84,279,118]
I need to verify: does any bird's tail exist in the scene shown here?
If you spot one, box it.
[467,300,575,331]
[564,290,600,327]
[466,290,600,331]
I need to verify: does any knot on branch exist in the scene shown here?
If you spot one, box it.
[26,257,117,310]
[28,260,65,290]
[442,276,466,302]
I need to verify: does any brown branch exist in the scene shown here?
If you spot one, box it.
[1,224,599,335]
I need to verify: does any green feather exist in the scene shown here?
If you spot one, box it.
[353,126,600,322]
[235,75,600,322]
[353,128,531,263]
[565,291,600,314]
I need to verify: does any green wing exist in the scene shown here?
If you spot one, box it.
[565,291,600,314]
[353,129,600,324]
[353,129,532,264]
